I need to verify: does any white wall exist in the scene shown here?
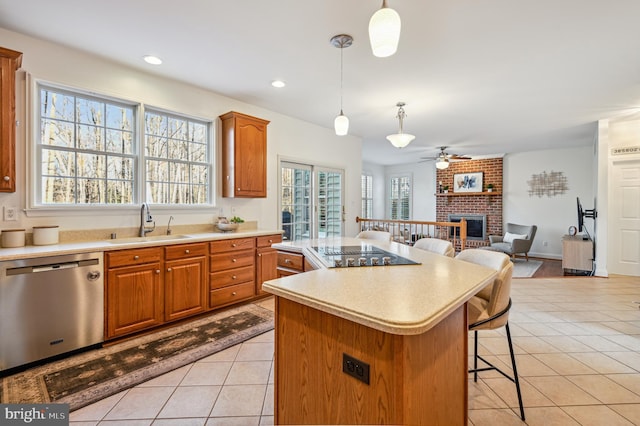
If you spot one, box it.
[0,28,362,237]
[503,146,595,259]
[383,162,437,221]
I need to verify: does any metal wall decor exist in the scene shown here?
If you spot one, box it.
[527,170,568,197]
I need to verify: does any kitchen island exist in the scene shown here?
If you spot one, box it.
[263,238,497,425]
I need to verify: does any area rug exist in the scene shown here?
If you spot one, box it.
[512,259,543,278]
[0,303,274,411]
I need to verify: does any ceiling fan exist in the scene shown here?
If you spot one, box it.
[420,146,472,169]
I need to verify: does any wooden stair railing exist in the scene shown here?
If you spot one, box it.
[356,217,467,251]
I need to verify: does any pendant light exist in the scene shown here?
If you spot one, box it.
[331,34,352,136]
[386,102,415,148]
[369,0,401,58]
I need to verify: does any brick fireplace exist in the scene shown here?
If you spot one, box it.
[436,158,503,248]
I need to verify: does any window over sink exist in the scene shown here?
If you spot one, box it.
[33,82,213,209]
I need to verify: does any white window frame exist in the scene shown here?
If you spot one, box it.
[361,173,373,219]
[27,78,215,215]
[388,173,412,220]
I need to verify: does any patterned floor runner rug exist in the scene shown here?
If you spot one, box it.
[0,303,274,411]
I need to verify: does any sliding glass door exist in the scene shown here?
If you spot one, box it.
[280,161,344,240]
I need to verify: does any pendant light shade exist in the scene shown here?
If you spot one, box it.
[369,0,401,58]
[331,34,353,136]
[334,111,349,136]
[386,102,415,148]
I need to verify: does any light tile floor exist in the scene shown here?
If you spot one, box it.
[69,276,640,425]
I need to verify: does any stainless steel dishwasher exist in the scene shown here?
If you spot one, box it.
[0,252,104,372]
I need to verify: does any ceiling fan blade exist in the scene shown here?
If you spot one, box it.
[449,154,472,160]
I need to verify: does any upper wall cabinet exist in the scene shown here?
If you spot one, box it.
[0,47,23,193]
[219,111,270,198]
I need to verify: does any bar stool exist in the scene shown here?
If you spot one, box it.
[414,237,454,257]
[456,249,525,421]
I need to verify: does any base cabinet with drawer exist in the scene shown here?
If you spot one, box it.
[209,237,256,309]
[106,247,164,339]
[277,249,306,277]
[164,243,208,322]
[256,234,282,295]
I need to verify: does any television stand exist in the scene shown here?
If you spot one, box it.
[562,235,593,275]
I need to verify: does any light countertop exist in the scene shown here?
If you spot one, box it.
[0,229,283,261]
[264,237,497,335]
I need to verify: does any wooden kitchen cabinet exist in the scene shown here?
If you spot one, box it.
[164,242,208,322]
[219,111,270,198]
[209,237,256,308]
[256,234,282,295]
[0,47,23,193]
[277,249,305,276]
[105,247,164,339]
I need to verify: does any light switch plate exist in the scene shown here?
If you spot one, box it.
[3,207,17,221]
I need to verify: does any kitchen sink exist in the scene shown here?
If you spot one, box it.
[107,234,193,244]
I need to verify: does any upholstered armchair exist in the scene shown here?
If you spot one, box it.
[489,223,537,261]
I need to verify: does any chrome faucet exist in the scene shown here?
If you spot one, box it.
[167,216,174,235]
[139,203,155,237]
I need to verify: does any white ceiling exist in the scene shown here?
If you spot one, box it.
[2,0,640,165]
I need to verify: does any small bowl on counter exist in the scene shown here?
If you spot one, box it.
[216,222,239,232]
[33,225,59,245]
[1,229,25,248]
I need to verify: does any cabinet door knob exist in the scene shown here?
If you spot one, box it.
[232,243,237,247]
[285,259,290,264]
[155,269,161,274]
[167,268,172,272]
[134,255,140,260]
[3,176,9,182]
[268,239,273,243]
[258,253,262,257]
[232,275,237,279]
[232,258,237,262]
[185,249,190,254]
[232,292,237,296]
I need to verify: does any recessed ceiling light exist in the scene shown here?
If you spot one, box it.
[143,55,163,65]
[271,80,286,88]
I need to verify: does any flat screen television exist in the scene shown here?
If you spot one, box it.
[577,197,584,232]
[577,197,597,232]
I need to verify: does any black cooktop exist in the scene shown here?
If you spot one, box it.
[311,245,420,268]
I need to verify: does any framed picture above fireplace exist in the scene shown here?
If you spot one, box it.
[453,172,483,193]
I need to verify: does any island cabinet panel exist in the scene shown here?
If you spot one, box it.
[106,259,164,339]
[209,237,256,309]
[274,297,468,425]
[164,243,208,322]
[219,111,270,198]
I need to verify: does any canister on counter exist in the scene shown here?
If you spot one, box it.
[1,229,26,248]
[33,225,59,245]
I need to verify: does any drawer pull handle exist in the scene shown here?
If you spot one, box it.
[232,258,237,262]
[232,275,237,279]
[232,243,237,247]
[232,291,237,296]
[268,239,273,243]
[185,249,190,254]
[285,259,290,263]
[134,255,140,260]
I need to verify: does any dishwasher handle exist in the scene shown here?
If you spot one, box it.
[6,258,99,276]
[31,262,79,273]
